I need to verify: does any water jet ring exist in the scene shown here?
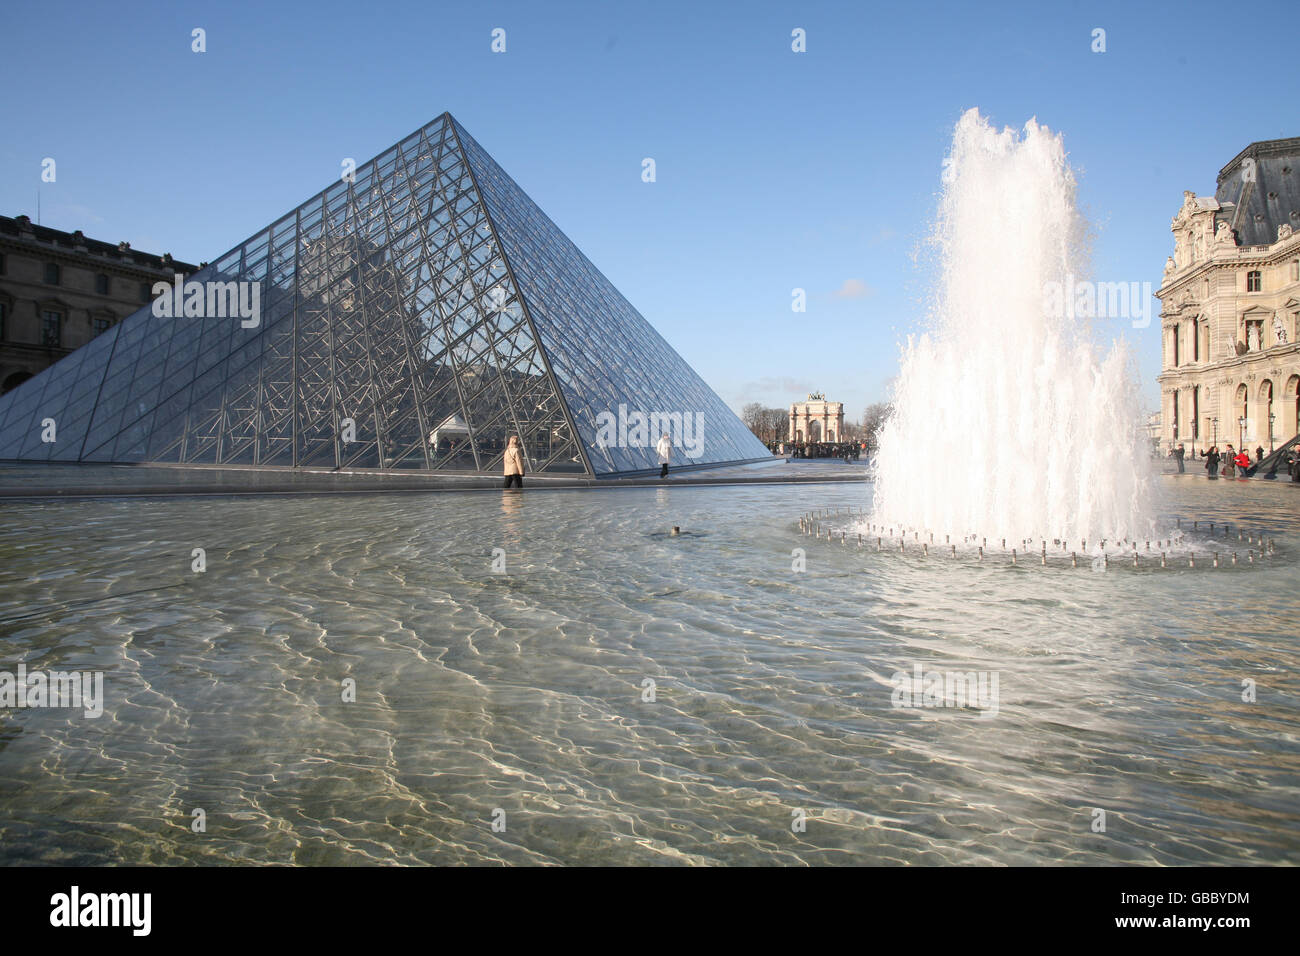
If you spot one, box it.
[794,506,1278,570]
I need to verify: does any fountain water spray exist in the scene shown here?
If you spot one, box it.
[872,109,1154,545]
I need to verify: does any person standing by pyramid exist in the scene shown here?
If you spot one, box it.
[503,436,525,489]
[656,433,672,479]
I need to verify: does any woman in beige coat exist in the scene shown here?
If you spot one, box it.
[503,435,525,489]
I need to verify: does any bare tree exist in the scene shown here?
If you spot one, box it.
[739,405,789,443]
[762,406,787,443]
[861,402,892,452]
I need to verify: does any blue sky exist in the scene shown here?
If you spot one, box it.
[2,0,1293,418]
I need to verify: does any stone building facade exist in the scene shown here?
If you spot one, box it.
[789,392,844,443]
[0,214,197,394]
[1156,138,1300,456]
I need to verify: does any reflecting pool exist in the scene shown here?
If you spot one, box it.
[0,477,1296,864]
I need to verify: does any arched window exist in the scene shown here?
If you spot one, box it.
[1236,383,1249,444]
[1,371,32,395]
[1286,375,1300,441]
[1260,380,1275,449]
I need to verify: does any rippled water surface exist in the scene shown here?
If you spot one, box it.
[0,477,1297,865]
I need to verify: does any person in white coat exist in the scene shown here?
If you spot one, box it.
[503,435,525,489]
[656,433,672,479]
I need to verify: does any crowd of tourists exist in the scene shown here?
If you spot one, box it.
[770,440,865,461]
[1168,442,1300,481]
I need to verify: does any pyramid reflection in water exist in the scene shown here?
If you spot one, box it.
[0,114,768,477]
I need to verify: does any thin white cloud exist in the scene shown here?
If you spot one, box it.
[833,278,873,299]
[737,376,817,399]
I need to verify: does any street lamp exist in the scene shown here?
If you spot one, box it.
[1211,417,1218,447]
[1269,412,1276,453]
[1238,416,1246,448]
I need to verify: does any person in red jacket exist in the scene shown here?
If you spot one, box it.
[1233,449,1252,475]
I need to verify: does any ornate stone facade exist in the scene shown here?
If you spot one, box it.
[0,214,197,394]
[788,392,844,443]
[1155,138,1300,455]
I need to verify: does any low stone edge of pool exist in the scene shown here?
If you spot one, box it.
[0,471,870,500]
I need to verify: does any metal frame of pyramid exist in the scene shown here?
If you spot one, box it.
[0,114,771,478]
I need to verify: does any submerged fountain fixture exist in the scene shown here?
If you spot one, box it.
[870,109,1155,548]
[798,509,1278,571]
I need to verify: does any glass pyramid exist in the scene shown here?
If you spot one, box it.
[0,114,770,477]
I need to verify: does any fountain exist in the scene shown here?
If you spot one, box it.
[870,109,1155,548]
